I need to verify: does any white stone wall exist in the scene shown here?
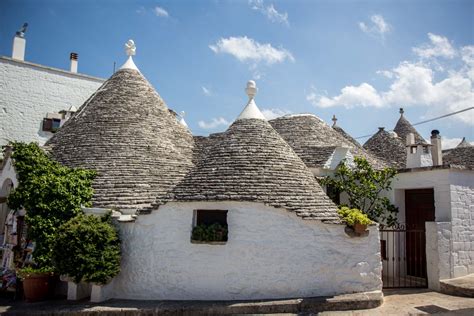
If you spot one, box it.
[0,57,103,147]
[0,156,18,191]
[110,201,382,300]
[448,171,474,278]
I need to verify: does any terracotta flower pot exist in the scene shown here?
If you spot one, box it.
[23,273,50,302]
[353,223,368,234]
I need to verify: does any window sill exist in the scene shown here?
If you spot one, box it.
[190,240,227,245]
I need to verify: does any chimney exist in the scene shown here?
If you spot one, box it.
[70,52,78,73]
[12,23,28,61]
[431,129,443,166]
[406,132,433,168]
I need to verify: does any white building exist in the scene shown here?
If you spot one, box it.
[43,43,383,302]
[0,25,104,148]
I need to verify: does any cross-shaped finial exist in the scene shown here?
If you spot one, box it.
[332,114,337,127]
[399,107,404,115]
[125,39,136,56]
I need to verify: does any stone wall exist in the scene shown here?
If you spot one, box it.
[110,201,382,300]
[449,171,474,278]
[0,57,103,147]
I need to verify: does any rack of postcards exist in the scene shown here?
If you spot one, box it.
[0,209,33,293]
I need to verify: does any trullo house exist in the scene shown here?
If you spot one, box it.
[45,41,382,301]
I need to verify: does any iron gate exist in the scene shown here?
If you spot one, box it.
[379,224,428,288]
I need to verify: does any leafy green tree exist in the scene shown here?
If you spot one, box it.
[7,142,96,269]
[320,157,398,226]
[52,213,121,284]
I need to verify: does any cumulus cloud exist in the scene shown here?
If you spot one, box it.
[261,108,292,120]
[413,33,456,59]
[209,36,294,65]
[308,33,474,126]
[441,137,473,150]
[153,6,169,17]
[249,0,289,26]
[198,117,230,129]
[202,86,212,96]
[359,14,391,40]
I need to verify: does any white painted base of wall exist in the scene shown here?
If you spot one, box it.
[107,201,382,301]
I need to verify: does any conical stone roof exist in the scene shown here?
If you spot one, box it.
[165,82,339,221]
[363,128,406,169]
[47,46,194,213]
[393,109,426,144]
[269,115,387,170]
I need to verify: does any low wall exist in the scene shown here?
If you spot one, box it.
[108,201,382,300]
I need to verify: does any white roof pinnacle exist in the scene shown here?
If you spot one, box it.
[236,80,266,121]
[178,111,189,128]
[120,39,139,71]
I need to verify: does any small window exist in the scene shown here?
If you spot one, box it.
[410,146,417,154]
[42,118,62,132]
[191,210,228,243]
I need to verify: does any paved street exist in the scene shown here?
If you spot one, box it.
[319,289,474,315]
[1,289,474,315]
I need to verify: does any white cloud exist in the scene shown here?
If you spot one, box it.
[209,36,294,65]
[261,108,292,120]
[202,86,212,96]
[249,0,289,26]
[308,34,474,126]
[413,33,456,59]
[153,6,169,17]
[441,137,473,150]
[198,117,230,129]
[359,14,391,40]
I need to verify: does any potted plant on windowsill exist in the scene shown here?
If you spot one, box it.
[191,223,228,244]
[338,207,373,235]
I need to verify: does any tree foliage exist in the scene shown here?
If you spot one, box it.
[7,142,96,268]
[52,213,121,284]
[320,157,398,226]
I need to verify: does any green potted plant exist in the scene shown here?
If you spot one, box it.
[6,142,95,301]
[192,223,228,243]
[338,206,373,234]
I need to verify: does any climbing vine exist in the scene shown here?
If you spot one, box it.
[7,142,96,269]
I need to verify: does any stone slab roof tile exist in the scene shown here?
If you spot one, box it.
[46,68,194,213]
[269,115,387,170]
[161,118,339,221]
[363,128,406,169]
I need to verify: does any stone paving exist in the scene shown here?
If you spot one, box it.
[320,289,474,315]
[0,289,473,315]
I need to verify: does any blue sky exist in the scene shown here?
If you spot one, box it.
[1,0,473,148]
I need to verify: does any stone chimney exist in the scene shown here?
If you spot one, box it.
[406,132,433,168]
[70,52,78,73]
[12,23,28,61]
[431,129,443,166]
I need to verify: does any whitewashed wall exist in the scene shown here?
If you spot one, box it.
[0,156,18,191]
[0,57,103,147]
[110,201,382,300]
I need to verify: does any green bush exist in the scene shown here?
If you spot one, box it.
[52,213,121,284]
[192,223,228,242]
[338,206,373,226]
[7,142,96,269]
